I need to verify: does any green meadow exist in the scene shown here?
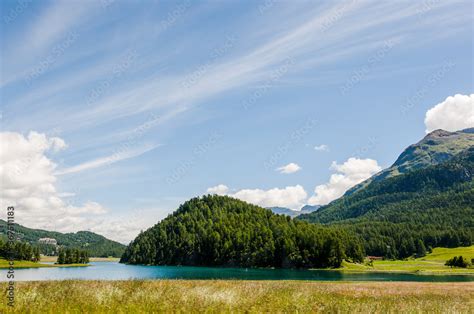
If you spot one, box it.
[0,259,89,269]
[1,280,472,313]
[341,246,474,275]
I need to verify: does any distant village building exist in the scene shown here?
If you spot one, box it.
[367,256,384,261]
[38,238,58,246]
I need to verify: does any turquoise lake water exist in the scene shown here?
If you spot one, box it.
[3,262,473,282]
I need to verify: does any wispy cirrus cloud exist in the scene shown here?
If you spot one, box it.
[8,1,470,136]
[2,1,472,242]
[55,143,160,175]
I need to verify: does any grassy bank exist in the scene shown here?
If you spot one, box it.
[39,256,119,263]
[1,280,473,313]
[0,259,89,269]
[341,246,474,275]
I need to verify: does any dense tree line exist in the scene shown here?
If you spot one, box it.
[0,238,41,262]
[0,221,125,257]
[57,248,89,264]
[299,147,474,259]
[337,221,471,259]
[121,195,365,268]
[445,256,472,268]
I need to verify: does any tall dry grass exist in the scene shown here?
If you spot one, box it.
[1,280,473,313]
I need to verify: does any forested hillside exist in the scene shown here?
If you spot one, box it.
[120,195,365,268]
[298,146,474,259]
[348,128,474,194]
[0,220,125,257]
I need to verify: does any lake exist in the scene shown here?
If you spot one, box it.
[3,262,474,282]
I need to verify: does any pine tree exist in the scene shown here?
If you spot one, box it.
[416,240,427,258]
[57,249,65,264]
[33,247,41,262]
[65,249,72,264]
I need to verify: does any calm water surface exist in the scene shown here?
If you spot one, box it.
[3,262,473,282]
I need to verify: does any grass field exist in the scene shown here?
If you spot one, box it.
[341,246,474,275]
[0,280,472,313]
[0,259,89,269]
[39,256,120,263]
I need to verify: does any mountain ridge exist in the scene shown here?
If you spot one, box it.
[0,219,126,257]
[268,205,320,217]
[346,128,474,195]
[297,128,473,258]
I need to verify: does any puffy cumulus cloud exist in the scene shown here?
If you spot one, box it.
[425,94,474,133]
[0,131,108,234]
[207,184,308,209]
[276,162,301,174]
[207,184,229,195]
[308,158,381,205]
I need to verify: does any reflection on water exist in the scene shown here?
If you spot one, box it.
[3,262,473,282]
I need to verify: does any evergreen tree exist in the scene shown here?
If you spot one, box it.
[416,240,427,258]
[33,247,41,262]
[65,249,73,264]
[57,249,65,264]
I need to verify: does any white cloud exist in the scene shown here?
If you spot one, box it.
[308,157,381,205]
[276,163,302,174]
[207,184,229,195]
[207,184,307,210]
[314,144,329,152]
[0,131,168,243]
[82,206,170,244]
[49,137,68,152]
[425,94,474,133]
[0,131,109,233]
[55,143,159,175]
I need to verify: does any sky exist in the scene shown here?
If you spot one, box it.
[0,0,473,243]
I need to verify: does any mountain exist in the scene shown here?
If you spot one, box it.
[268,205,320,217]
[298,129,474,258]
[0,220,126,257]
[120,195,364,268]
[301,205,321,213]
[347,128,474,194]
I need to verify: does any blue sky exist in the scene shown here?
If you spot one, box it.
[1,0,473,243]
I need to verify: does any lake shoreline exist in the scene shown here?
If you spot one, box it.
[4,261,473,282]
[0,259,90,269]
[0,256,121,268]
